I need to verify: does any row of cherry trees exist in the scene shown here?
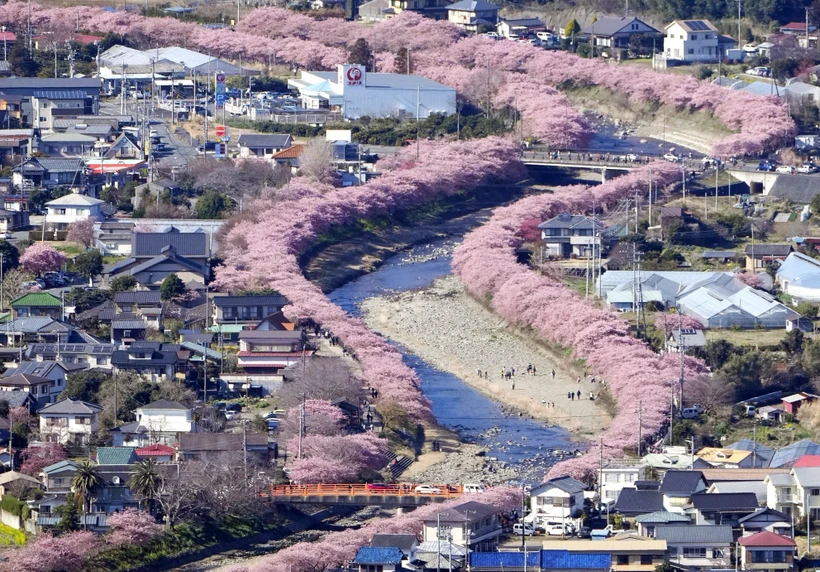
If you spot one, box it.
[227,486,521,572]
[3,508,159,572]
[452,162,710,479]
[213,137,523,431]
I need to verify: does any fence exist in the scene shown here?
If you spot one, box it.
[247,111,343,125]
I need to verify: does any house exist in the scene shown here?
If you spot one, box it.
[4,361,84,403]
[422,501,502,552]
[601,462,647,504]
[37,399,102,445]
[541,535,667,572]
[95,447,138,466]
[110,319,148,345]
[642,448,695,473]
[27,342,116,370]
[635,511,690,537]
[613,488,665,517]
[31,90,98,131]
[11,293,62,320]
[271,144,306,171]
[237,330,310,374]
[370,534,418,560]
[664,20,723,62]
[237,134,293,160]
[111,399,194,447]
[104,132,143,160]
[765,472,799,519]
[353,547,404,572]
[738,531,797,572]
[581,16,660,50]
[212,293,289,327]
[784,80,820,105]
[104,229,210,290]
[745,244,793,272]
[769,439,820,468]
[496,18,545,39]
[660,471,706,511]
[655,525,733,568]
[695,447,754,469]
[0,373,54,406]
[777,253,820,302]
[781,22,815,34]
[0,391,36,413]
[469,551,541,572]
[665,328,706,353]
[177,432,274,462]
[691,492,759,526]
[0,207,27,233]
[783,392,817,415]
[721,441,775,469]
[110,342,182,381]
[530,476,586,524]
[757,405,785,425]
[707,481,768,504]
[794,454,820,468]
[113,290,163,327]
[0,317,75,347]
[134,443,175,462]
[445,0,498,32]
[14,157,84,190]
[45,194,105,230]
[0,471,41,497]
[38,132,97,156]
[358,0,393,22]
[739,508,792,536]
[95,221,135,256]
[539,214,603,259]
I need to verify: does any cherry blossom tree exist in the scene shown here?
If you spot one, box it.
[20,442,67,476]
[20,242,66,276]
[735,272,764,288]
[66,218,96,248]
[106,508,161,546]
[1,530,99,572]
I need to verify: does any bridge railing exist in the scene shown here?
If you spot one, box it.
[522,150,654,167]
[265,483,464,498]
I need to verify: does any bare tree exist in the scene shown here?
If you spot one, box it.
[278,357,363,408]
[687,374,734,413]
[297,138,336,182]
[1,268,34,308]
[195,452,269,519]
[155,463,200,529]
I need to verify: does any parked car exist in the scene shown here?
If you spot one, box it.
[225,410,240,420]
[757,161,775,171]
[545,524,572,536]
[663,153,680,162]
[798,163,818,173]
[414,485,442,494]
[226,403,242,412]
[776,165,794,174]
[0,232,12,240]
[463,483,485,494]
[513,523,536,536]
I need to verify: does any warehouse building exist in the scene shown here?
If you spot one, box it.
[288,64,456,120]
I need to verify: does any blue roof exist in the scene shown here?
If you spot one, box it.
[470,551,540,569]
[354,547,403,565]
[770,439,820,468]
[542,550,612,570]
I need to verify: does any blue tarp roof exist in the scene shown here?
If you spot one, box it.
[470,551,540,569]
[353,547,403,565]
[543,549,612,569]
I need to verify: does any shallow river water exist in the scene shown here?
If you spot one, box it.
[328,240,584,480]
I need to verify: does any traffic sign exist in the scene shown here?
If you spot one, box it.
[220,136,230,143]
[215,125,226,137]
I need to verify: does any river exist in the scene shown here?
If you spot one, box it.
[328,239,583,483]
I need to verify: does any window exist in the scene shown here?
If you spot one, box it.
[683,548,706,558]
[97,358,107,365]
[713,549,724,558]
[691,34,698,40]
[617,555,629,565]
[687,49,695,54]
[641,555,653,565]
[606,473,618,483]
[811,488,820,496]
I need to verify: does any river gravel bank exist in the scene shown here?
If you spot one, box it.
[362,275,610,438]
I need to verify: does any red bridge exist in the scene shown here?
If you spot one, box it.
[263,483,464,506]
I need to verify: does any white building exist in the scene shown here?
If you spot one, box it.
[288,65,456,120]
[38,398,102,445]
[45,194,104,230]
[664,19,721,62]
[132,399,195,446]
[765,467,820,520]
[601,462,647,504]
[421,501,502,552]
[529,475,586,525]
[777,252,820,302]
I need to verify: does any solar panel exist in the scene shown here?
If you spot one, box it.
[684,20,709,31]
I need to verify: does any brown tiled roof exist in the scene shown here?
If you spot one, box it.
[272,144,306,159]
[699,468,790,482]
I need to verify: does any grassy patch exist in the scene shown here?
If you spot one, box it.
[103,255,127,265]
[53,243,84,257]
[708,327,787,348]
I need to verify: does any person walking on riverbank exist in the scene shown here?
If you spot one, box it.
[511,381,515,390]
[551,369,555,379]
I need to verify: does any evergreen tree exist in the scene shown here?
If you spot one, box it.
[394,47,410,74]
[73,250,103,279]
[160,273,185,300]
[347,38,373,69]
[8,40,39,77]
[55,492,81,533]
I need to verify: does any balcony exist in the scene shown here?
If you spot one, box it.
[777,494,796,503]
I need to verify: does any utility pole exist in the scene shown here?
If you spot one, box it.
[737,0,742,49]
[415,84,420,161]
[297,393,306,459]
[637,402,642,456]
[715,161,719,210]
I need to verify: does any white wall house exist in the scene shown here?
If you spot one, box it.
[664,19,720,62]
[529,476,586,525]
[422,501,502,552]
[132,399,195,446]
[601,462,647,504]
[38,399,102,445]
[765,467,820,521]
[45,195,104,230]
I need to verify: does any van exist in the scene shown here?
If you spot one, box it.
[536,31,553,41]
[681,407,701,419]
[745,404,756,417]
[463,483,485,494]
[512,523,535,536]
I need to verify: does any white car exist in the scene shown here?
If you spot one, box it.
[513,523,536,536]
[546,524,572,536]
[776,165,794,174]
[225,410,240,420]
[798,163,817,173]
[663,153,680,162]
[414,485,442,494]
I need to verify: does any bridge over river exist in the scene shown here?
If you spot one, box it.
[263,483,465,507]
